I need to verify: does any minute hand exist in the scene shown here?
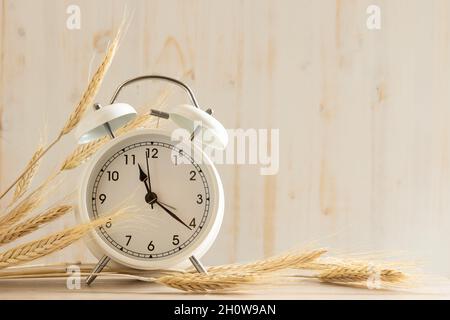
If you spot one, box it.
[156,200,191,230]
[145,151,153,194]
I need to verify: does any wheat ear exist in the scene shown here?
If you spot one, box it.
[0,173,57,233]
[157,272,261,292]
[206,248,327,274]
[318,264,407,286]
[0,21,126,201]
[11,145,44,204]
[60,27,123,135]
[0,205,71,245]
[60,136,109,171]
[0,211,121,270]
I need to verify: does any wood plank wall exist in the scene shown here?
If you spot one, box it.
[1,0,450,276]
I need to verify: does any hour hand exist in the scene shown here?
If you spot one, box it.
[138,164,150,194]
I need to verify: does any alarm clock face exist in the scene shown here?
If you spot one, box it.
[79,130,223,269]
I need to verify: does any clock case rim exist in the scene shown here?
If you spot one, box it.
[76,128,224,270]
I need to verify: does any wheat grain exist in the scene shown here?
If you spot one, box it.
[0,205,71,245]
[11,145,44,204]
[0,211,121,270]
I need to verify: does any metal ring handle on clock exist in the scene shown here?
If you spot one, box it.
[107,75,228,150]
[109,75,201,108]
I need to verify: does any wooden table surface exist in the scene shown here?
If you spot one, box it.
[1,278,450,300]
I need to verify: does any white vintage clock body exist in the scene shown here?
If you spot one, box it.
[77,128,224,270]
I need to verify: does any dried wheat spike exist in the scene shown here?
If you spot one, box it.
[60,25,123,136]
[0,213,118,269]
[318,264,407,285]
[0,174,56,232]
[157,272,260,292]
[11,146,44,203]
[60,136,109,171]
[0,205,72,245]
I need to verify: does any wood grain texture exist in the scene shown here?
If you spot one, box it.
[1,0,450,277]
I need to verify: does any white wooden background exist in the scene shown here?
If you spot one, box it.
[1,0,450,276]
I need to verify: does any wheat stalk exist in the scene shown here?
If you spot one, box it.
[0,211,122,270]
[0,205,71,245]
[206,248,327,274]
[0,20,126,202]
[11,145,44,204]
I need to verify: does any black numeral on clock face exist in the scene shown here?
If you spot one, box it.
[99,193,106,204]
[146,148,158,158]
[125,235,132,246]
[196,194,203,204]
[107,170,119,181]
[124,154,136,165]
[147,241,155,251]
[190,170,196,181]
[172,235,180,245]
[189,218,196,228]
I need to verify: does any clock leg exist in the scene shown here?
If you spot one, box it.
[93,103,116,139]
[190,108,213,141]
[85,255,111,286]
[189,255,208,274]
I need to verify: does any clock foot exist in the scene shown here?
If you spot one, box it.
[85,255,111,286]
[93,103,116,139]
[189,255,208,274]
[190,109,213,141]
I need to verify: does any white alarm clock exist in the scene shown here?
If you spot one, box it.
[74,75,228,284]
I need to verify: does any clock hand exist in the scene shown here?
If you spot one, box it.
[139,162,177,212]
[138,163,157,209]
[138,167,176,212]
[156,200,177,211]
[145,150,153,194]
[155,200,191,230]
[138,164,151,194]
